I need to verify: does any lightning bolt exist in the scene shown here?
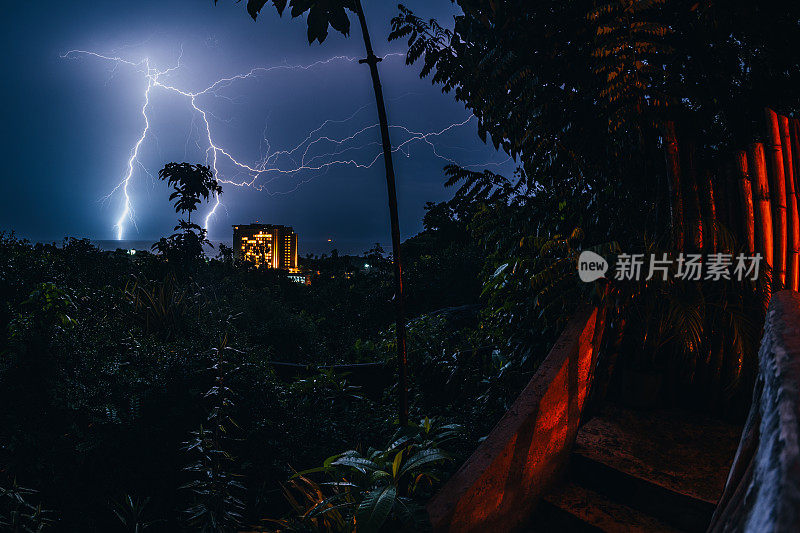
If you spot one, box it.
[115,61,153,239]
[63,48,511,240]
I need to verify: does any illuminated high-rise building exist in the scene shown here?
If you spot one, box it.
[233,224,298,271]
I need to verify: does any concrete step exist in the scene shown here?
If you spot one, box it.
[575,404,740,504]
[571,404,740,532]
[533,481,681,533]
[568,453,712,532]
[528,404,741,532]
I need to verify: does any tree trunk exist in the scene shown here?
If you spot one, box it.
[779,115,799,291]
[735,151,756,255]
[663,122,685,250]
[749,142,774,276]
[765,109,787,288]
[354,0,409,426]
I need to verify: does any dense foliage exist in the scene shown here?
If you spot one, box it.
[0,220,511,531]
[387,0,800,409]
[391,0,800,243]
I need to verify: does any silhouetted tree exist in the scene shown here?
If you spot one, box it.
[216,243,234,265]
[153,162,223,263]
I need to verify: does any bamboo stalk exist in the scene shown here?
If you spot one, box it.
[716,166,733,237]
[701,171,718,252]
[663,121,685,250]
[749,142,774,273]
[723,165,742,244]
[685,144,704,251]
[780,115,799,291]
[791,118,800,241]
[765,108,787,288]
[735,152,756,255]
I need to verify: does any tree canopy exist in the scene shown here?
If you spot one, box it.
[222,0,356,43]
[390,1,800,241]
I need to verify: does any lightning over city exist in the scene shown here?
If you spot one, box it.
[62,48,510,241]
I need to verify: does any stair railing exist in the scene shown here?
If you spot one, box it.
[708,290,800,532]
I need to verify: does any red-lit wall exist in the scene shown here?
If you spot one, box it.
[427,306,605,532]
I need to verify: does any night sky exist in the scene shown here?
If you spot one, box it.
[2,1,511,254]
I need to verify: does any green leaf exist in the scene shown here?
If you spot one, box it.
[386,435,412,452]
[246,0,268,19]
[370,470,391,484]
[273,0,288,16]
[331,455,380,474]
[306,7,329,44]
[398,449,450,478]
[493,263,508,278]
[290,465,331,478]
[392,449,403,479]
[355,486,396,533]
[306,492,352,518]
[290,0,313,18]
[393,496,431,531]
[323,453,340,468]
[328,5,350,35]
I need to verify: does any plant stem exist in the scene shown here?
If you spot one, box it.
[354,0,409,425]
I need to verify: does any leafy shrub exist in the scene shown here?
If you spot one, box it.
[182,338,246,532]
[0,481,55,532]
[267,417,460,533]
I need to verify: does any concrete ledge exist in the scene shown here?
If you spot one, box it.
[709,290,800,532]
[427,306,605,532]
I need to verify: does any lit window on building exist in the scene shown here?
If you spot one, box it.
[232,224,300,272]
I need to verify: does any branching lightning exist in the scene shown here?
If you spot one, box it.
[63,48,511,240]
